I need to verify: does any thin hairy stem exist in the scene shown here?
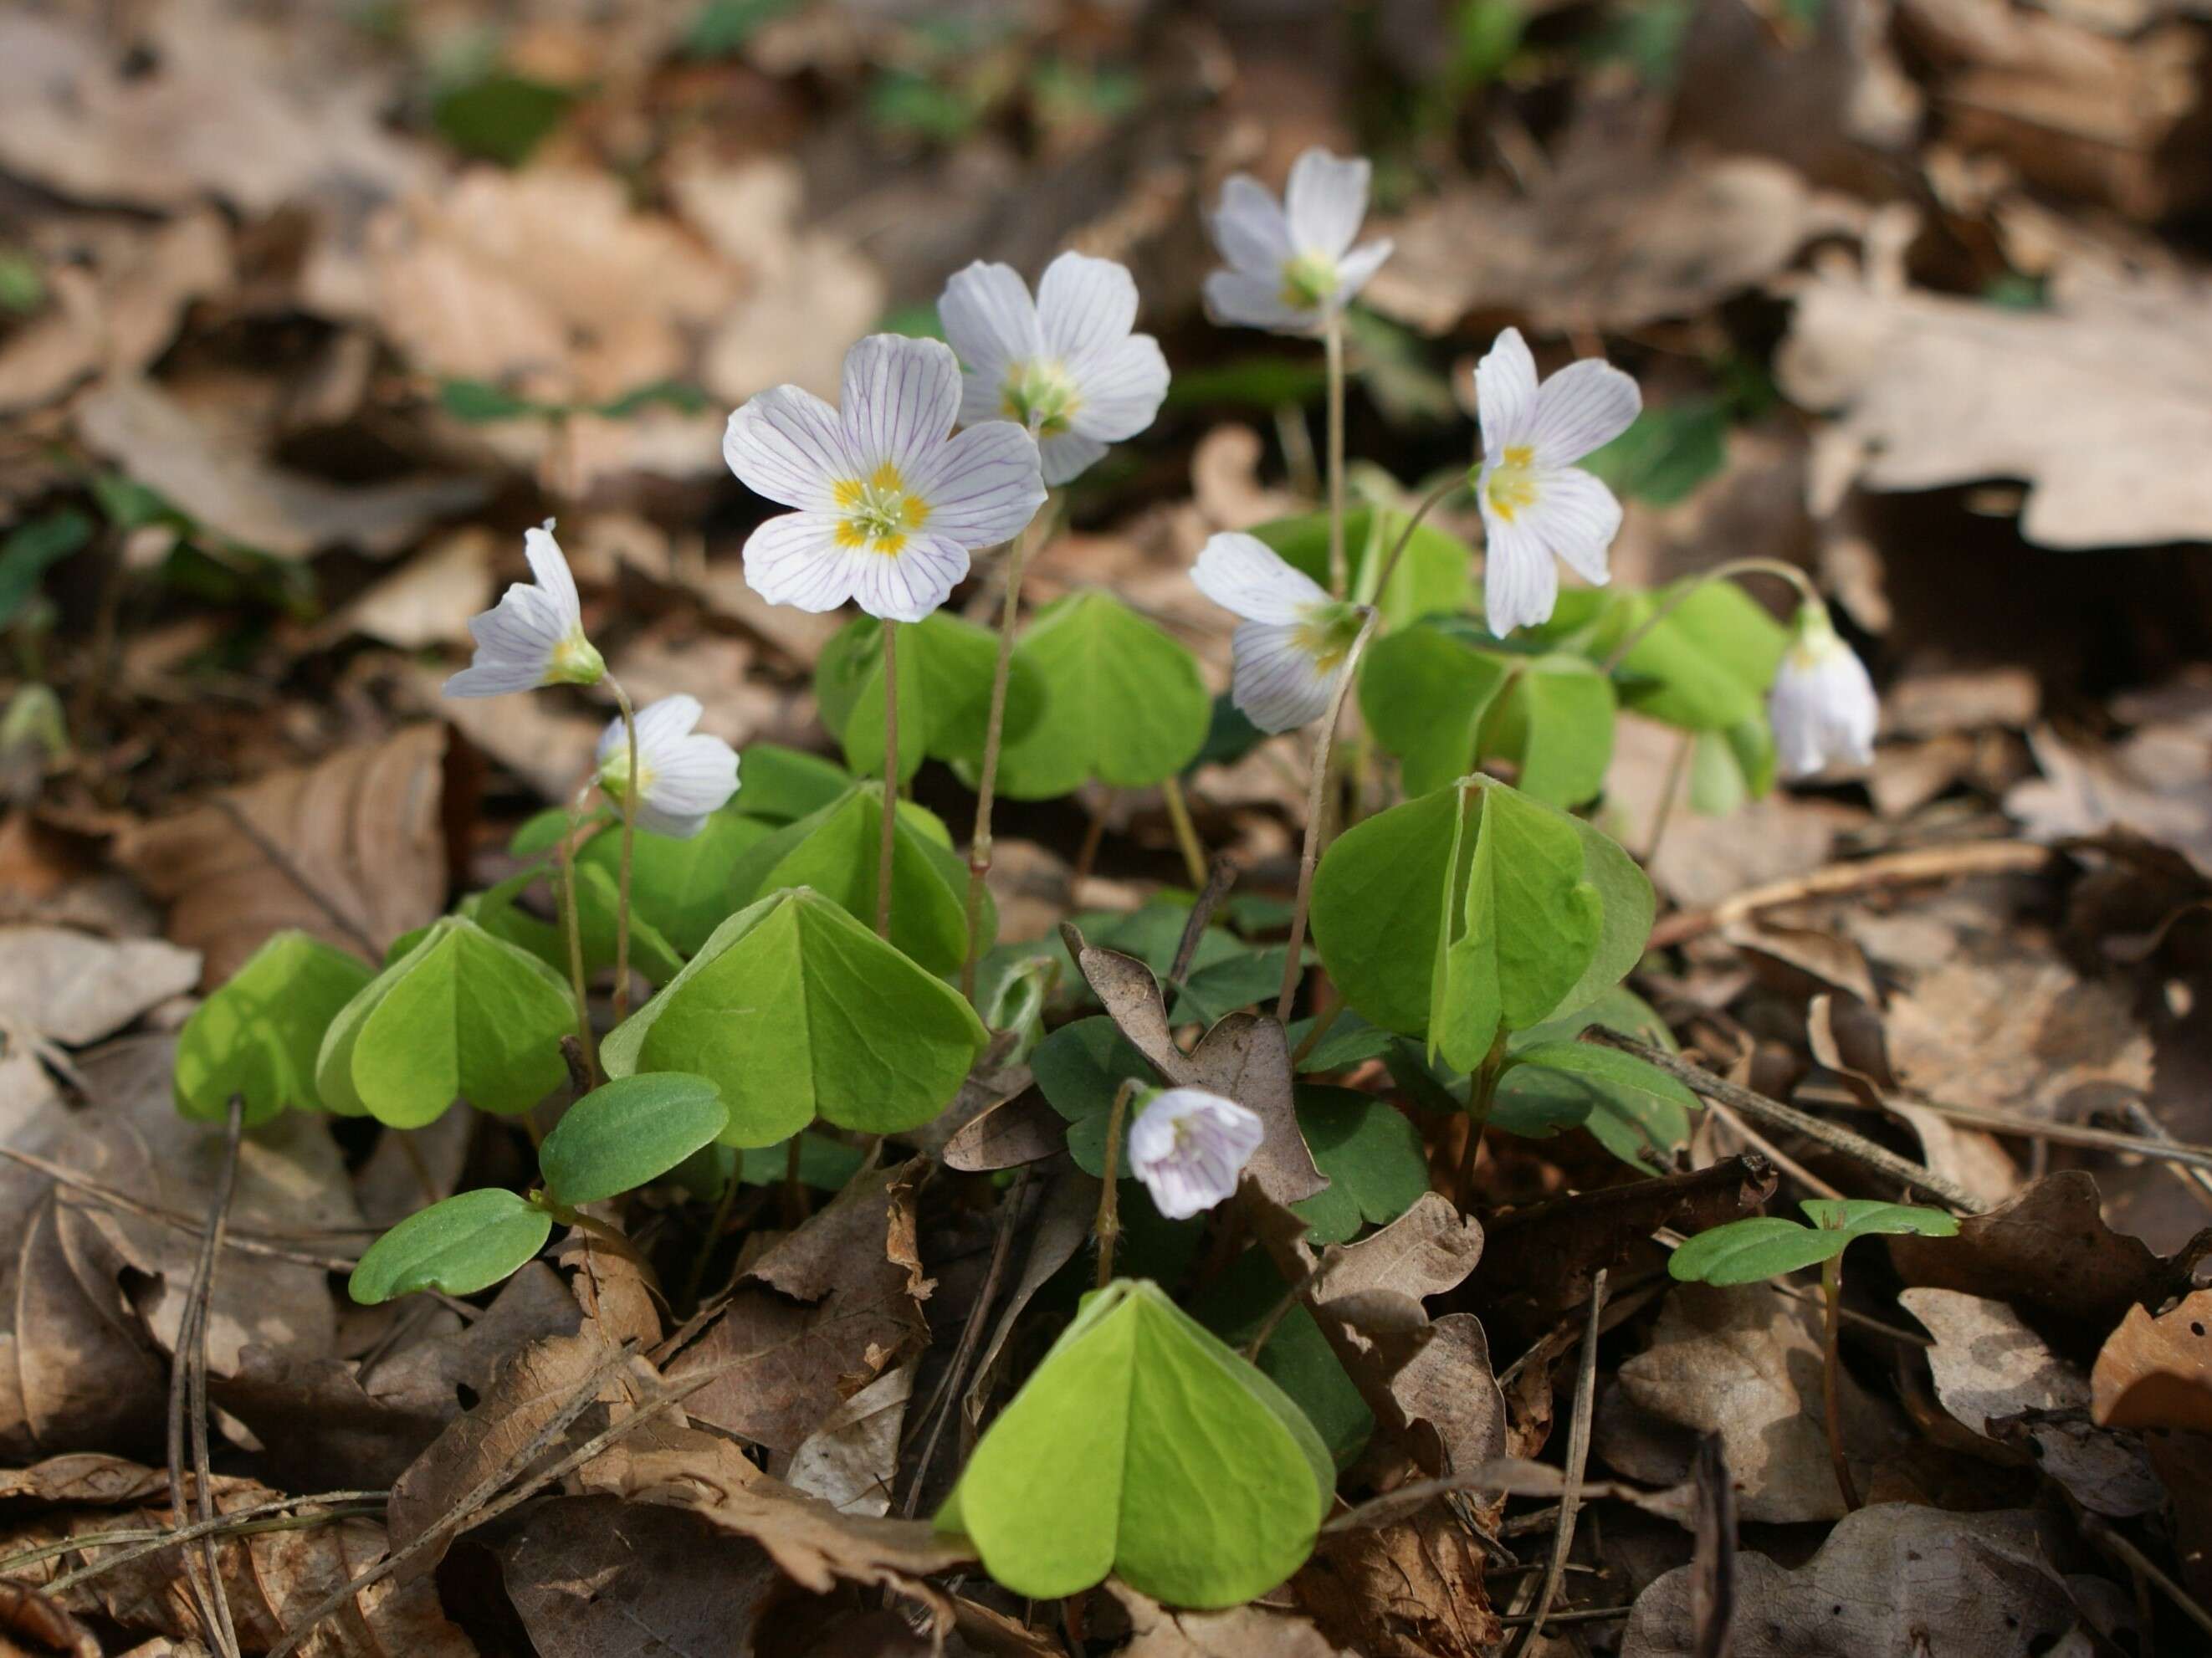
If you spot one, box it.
[1366,473,1465,603]
[1821,1250,1861,1512]
[1160,775,1208,889]
[1095,1079,1140,1289]
[1276,608,1380,1022]
[963,508,1049,1001]
[555,786,595,1084]
[1324,310,1348,598]
[607,677,640,1024]
[1600,556,1821,675]
[878,621,899,939]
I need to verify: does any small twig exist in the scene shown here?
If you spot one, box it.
[1169,856,1238,987]
[1703,1098,1844,1200]
[1820,1251,1861,1512]
[1496,1604,1632,1630]
[1245,1256,1334,1363]
[1649,840,2060,948]
[680,1152,745,1313]
[1581,1028,1979,1212]
[0,1144,364,1267]
[168,1095,245,1658]
[1642,730,1692,866]
[207,795,379,957]
[1094,1080,1139,1289]
[1501,1268,1606,1658]
[26,1494,387,1593]
[2083,1515,2212,1641]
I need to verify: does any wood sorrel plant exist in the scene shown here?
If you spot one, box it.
[164,159,1904,1610]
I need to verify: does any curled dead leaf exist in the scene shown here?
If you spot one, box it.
[2092,1287,2212,1433]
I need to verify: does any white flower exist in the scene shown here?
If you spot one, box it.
[724,334,1047,623]
[1472,328,1641,636]
[1769,603,1877,779]
[596,694,740,838]
[940,252,1170,487]
[444,521,602,697]
[1190,532,1362,734]
[1127,1086,1264,1220]
[1202,148,1394,336]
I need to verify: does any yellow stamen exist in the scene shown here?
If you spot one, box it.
[830,463,930,556]
[1485,444,1539,524]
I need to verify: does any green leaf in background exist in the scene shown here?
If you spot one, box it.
[315,916,576,1127]
[174,931,375,1125]
[733,744,856,823]
[601,888,988,1147]
[935,1278,1333,1606]
[1431,780,1602,1072]
[1490,1041,1699,1170]
[1289,1086,1429,1244]
[1193,1249,1372,1470]
[0,509,94,627]
[469,862,687,987]
[1032,1014,1158,1175]
[668,1132,866,1201]
[724,782,986,977]
[684,0,801,58]
[579,807,771,956]
[431,71,576,167]
[817,611,1039,782]
[1669,1198,1960,1286]
[538,1072,729,1206]
[1601,580,1787,732]
[1580,400,1728,507]
[1486,656,1616,807]
[1288,1009,1398,1074]
[1687,718,1778,816]
[438,379,547,424]
[1188,691,1268,773]
[591,379,707,420]
[994,592,1210,799]
[1164,356,1327,409]
[1551,812,1656,1022]
[348,1189,552,1303]
[1310,784,1465,1037]
[1255,504,1473,630]
[1359,622,1513,800]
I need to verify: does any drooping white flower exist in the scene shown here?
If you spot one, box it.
[1769,602,1877,779]
[596,693,740,838]
[1202,148,1394,336]
[1472,328,1641,636]
[940,252,1170,487]
[1190,532,1363,734]
[1127,1086,1264,1220]
[444,521,603,698]
[724,334,1047,623]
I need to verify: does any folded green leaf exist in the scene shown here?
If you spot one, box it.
[174,931,373,1124]
[1490,1041,1698,1171]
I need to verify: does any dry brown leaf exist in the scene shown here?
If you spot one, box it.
[1109,1584,1354,1657]
[325,530,494,652]
[0,926,199,1046]
[1599,1283,1897,1523]
[1294,1503,1501,1658]
[670,1162,933,1454]
[2092,1287,2212,1433]
[783,1364,911,1517]
[1902,1287,2162,1515]
[0,1579,99,1658]
[1780,259,2212,549]
[2008,721,2212,878]
[1368,154,1859,335]
[75,376,486,561]
[1621,1503,2081,1656]
[115,723,448,985]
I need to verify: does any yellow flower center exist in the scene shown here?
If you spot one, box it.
[832,463,932,556]
[548,632,605,687]
[1280,250,1339,312]
[1001,358,1082,438]
[1291,601,1363,673]
[1485,446,1540,524]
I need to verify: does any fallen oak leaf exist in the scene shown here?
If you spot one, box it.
[2092,1287,2212,1434]
[0,925,199,1046]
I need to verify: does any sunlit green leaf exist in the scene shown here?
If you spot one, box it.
[994,592,1210,798]
[174,931,374,1124]
[538,1072,728,1205]
[349,1189,551,1304]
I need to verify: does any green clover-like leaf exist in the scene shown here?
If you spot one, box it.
[538,1072,729,1205]
[348,1189,552,1304]
[993,592,1210,800]
[173,931,373,1124]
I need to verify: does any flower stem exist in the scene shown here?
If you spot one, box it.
[1276,606,1380,1023]
[607,677,639,1026]
[1160,774,1208,890]
[1094,1078,1139,1290]
[877,619,899,940]
[682,1149,742,1311]
[1365,473,1465,606]
[1324,310,1348,600]
[1458,1026,1510,1207]
[1600,556,1823,675]
[1821,1249,1861,1512]
[555,786,596,1086]
[962,509,1048,1003]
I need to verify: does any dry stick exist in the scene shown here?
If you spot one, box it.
[607,676,641,1025]
[2082,1515,2212,1642]
[207,795,380,957]
[1502,1268,1607,1658]
[2118,1098,2212,1204]
[1580,1028,1979,1212]
[1650,839,2060,949]
[680,1149,744,1312]
[1703,1097,1844,1200]
[1820,1250,1861,1512]
[266,1341,646,1658]
[877,619,900,939]
[961,509,1049,1004]
[1323,309,1347,598]
[1159,774,1209,890]
[29,1496,387,1592]
[1169,856,1238,987]
[0,1145,361,1268]
[1094,1080,1140,1289]
[168,1096,245,1658]
[1276,608,1380,1022]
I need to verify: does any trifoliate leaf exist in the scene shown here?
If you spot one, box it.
[579,808,773,955]
[1600,580,1787,731]
[315,917,576,1128]
[173,931,373,1124]
[1289,1085,1430,1244]
[348,1189,551,1304]
[817,611,1042,783]
[1032,1014,1157,1175]
[1359,622,1513,800]
[994,592,1210,799]
[538,1072,728,1205]
[935,1278,1333,1606]
[600,888,988,1147]
[1489,1041,1699,1171]
[1669,1198,1960,1286]
[470,861,686,987]
[734,744,856,823]
[1193,1249,1372,1470]
[1308,784,1466,1037]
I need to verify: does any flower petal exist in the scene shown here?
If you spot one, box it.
[1037,430,1110,487]
[1530,358,1641,466]
[601,692,704,770]
[1772,643,1877,778]
[1284,149,1370,258]
[849,533,970,623]
[910,420,1045,547]
[1202,269,1315,336]
[643,733,740,830]
[742,511,863,614]
[1208,174,1294,274]
[1191,530,1329,624]
[521,522,580,625]
[724,385,856,511]
[445,584,569,697]
[1475,328,1539,463]
[1332,238,1393,308]
[1481,506,1559,635]
[940,261,1040,382]
[839,333,961,477]
[1037,251,1139,364]
[1231,620,1337,733]
[443,658,547,699]
[1525,465,1622,586]
[1068,334,1169,444]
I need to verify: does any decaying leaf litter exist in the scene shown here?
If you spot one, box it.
[7,0,2212,1651]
